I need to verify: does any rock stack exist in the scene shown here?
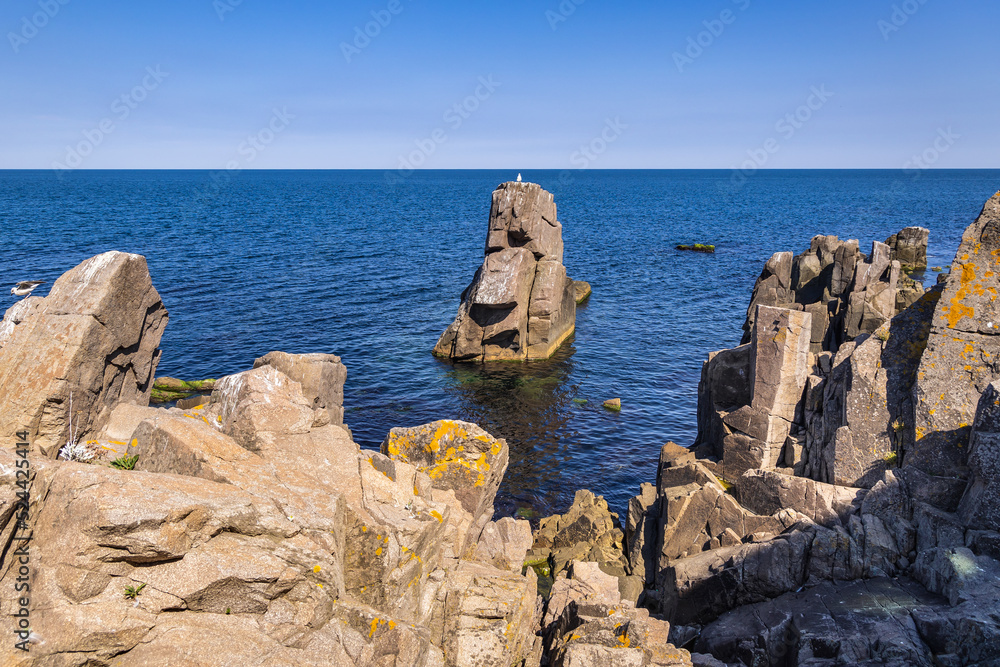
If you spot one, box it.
[434,181,579,362]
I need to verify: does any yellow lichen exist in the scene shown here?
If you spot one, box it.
[946,264,977,328]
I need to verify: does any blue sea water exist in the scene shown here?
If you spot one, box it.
[2,169,998,519]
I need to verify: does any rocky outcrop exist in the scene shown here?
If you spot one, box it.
[886,226,930,271]
[434,182,578,362]
[0,251,168,457]
[696,228,934,490]
[0,362,543,666]
[0,254,565,667]
[909,192,1000,510]
[739,231,926,353]
[802,287,939,488]
[621,204,1000,664]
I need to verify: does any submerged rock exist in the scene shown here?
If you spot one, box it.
[434,181,579,362]
[573,280,592,304]
[150,377,217,403]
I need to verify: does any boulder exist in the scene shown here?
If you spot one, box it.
[573,280,592,304]
[886,226,930,271]
[543,562,692,667]
[0,251,168,457]
[381,420,508,538]
[435,181,577,362]
[253,351,348,429]
[910,192,1000,509]
[719,306,811,480]
[431,562,538,667]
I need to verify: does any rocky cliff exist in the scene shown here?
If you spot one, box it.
[612,194,1000,665]
[434,182,579,362]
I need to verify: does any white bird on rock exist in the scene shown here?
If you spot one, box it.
[11,281,44,298]
[516,173,522,182]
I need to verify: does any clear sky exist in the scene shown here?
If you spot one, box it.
[1,0,997,170]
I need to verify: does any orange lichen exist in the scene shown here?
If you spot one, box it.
[945,264,978,328]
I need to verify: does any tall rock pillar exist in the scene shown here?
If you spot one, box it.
[434,182,578,362]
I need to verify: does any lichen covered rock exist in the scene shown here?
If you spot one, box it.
[910,192,1000,509]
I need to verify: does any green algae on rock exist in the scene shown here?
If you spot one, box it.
[151,377,217,403]
[676,244,716,253]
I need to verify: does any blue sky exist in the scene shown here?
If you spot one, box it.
[1,0,997,169]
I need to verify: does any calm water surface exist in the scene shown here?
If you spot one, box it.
[2,169,997,518]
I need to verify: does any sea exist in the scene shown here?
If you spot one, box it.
[2,169,998,520]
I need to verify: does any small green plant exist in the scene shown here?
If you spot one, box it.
[124,582,146,600]
[225,607,231,615]
[111,453,139,470]
[875,328,890,342]
[884,451,899,467]
[892,418,905,433]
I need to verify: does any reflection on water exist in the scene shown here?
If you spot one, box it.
[440,342,579,518]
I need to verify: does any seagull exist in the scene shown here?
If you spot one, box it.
[11,281,44,298]
[516,173,522,182]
